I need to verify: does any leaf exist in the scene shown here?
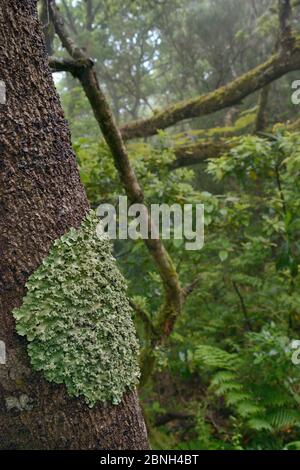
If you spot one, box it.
[284,441,300,450]
[195,345,238,370]
[247,418,273,431]
[219,250,228,262]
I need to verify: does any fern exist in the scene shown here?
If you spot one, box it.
[226,391,252,406]
[247,418,273,432]
[193,329,300,449]
[195,345,239,370]
[267,409,300,431]
[236,402,265,418]
[211,371,237,385]
[215,382,243,395]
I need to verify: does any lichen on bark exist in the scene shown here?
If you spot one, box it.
[13,211,140,406]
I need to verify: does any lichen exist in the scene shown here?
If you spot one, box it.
[13,211,140,406]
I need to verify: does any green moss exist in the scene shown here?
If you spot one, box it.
[13,211,140,406]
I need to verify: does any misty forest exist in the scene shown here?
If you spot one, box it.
[2,0,300,451]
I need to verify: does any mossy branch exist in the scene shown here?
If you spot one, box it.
[254,86,270,134]
[119,39,300,140]
[172,139,234,169]
[170,114,300,169]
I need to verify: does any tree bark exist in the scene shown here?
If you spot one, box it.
[0,0,148,450]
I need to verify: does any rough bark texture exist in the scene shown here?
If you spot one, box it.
[0,0,148,450]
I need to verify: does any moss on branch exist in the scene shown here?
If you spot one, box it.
[120,39,300,140]
[173,139,234,168]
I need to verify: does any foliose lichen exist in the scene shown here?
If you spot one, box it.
[13,211,140,406]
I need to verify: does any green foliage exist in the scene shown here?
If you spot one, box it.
[193,324,300,448]
[74,138,120,205]
[13,212,140,406]
[149,131,300,449]
[195,345,239,370]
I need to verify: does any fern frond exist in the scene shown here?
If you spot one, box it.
[247,418,273,431]
[259,386,295,408]
[195,345,239,371]
[226,392,251,405]
[211,371,237,385]
[236,402,265,418]
[267,409,300,430]
[215,382,243,396]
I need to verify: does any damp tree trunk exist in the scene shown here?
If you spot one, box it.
[0,0,149,450]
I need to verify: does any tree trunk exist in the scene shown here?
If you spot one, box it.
[0,0,148,450]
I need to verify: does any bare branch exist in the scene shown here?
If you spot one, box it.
[61,0,78,35]
[182,275,201,299]
[49,1,89,63]
[49,56,85,74]
[85,0,93,31]
[232,281,252,331]
[170,116,300,169]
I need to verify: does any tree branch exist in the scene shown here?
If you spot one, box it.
[154,412,193,427]
[61,0,78,35]
[49,1,185,362]
[85,0,94,31]
[50,1,89,63]
[232,281,252,331]
[254,85,270,134]
[172,139,233,169]
[49,56,86,74]
[171,114,300,169]
[40,0,55,55]
[279,0,292,46]
[120,40,300,140]
[182,275,201,299]
[129,299,157,339]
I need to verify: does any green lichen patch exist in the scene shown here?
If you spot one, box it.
[13,211,140,406]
